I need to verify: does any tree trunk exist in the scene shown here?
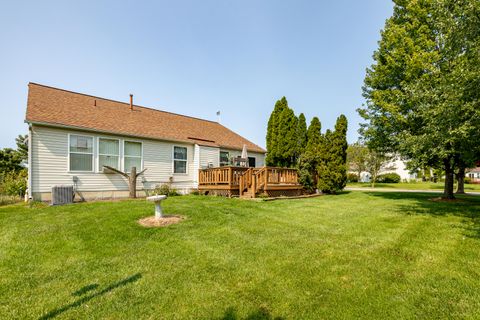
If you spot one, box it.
[443,159,455,199]
[129,166,137,198]
[456,165,465,194]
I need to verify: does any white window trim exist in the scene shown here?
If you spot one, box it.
[123,140,143,173]
[67,133,95,173]
[97,137,121,172]
[172,145,188,175]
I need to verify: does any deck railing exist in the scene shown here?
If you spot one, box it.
[198,166,249,187]
[265,167,299,185]
[199,166,299,193]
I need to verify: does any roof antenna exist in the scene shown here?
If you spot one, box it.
[216,110,221,123]
[130,94,133,111]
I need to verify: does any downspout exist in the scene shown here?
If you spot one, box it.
[27,124,33,201]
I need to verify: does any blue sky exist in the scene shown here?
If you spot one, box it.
[0,0,393,149]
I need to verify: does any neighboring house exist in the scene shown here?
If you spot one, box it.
[382,158,418,181]
[355,157,417,183]
[25,83,266,201]
[466,167,480,183]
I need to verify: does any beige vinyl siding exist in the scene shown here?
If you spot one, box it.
[31,125,195,194]
[199,146,220,169]
[220,148,266,167]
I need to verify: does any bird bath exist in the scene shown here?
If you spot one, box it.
[146,195,167,219]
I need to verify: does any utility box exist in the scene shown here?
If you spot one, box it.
[51,185,74,205]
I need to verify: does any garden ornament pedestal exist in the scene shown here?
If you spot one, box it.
[146,195,167,219]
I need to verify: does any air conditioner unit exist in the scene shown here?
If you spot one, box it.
[51,185,74,205]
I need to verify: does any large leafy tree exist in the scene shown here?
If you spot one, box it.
[347,142,369,179]
[359,0,480,199]
[0,148,23,175]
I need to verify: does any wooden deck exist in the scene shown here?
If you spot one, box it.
[198,166,303,198]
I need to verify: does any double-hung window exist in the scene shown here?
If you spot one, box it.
[173,146,187,174]
[98,138,120,170]
[220,151,230,166]
[69,135,94,171]
[124,141,142,172]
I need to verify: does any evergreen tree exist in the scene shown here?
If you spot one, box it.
[317,115,348,193]
[266,97,288,166]
[296,113,307,160]
[265,97,298,167]
[276,106,298,167]
[298,117,322,190]
[15,134,28,163]
[306,117,321,154]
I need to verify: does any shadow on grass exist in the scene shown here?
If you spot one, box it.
[72,283,99,296]
[365,191,480,239]
[39,273,142,320]
[220,307,284,320]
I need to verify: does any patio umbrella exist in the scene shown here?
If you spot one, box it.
[241,144,248,167]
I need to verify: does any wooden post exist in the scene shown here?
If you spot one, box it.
[239,175,243,196]
[129,166,137,198]
[252,174,257,198]
[264,168,268,191]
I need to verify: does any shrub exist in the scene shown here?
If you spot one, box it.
[1,170,27,196]
[0,195,21,206]
[189,189,200,195]
[347,173,359,183]
[464,177,472,184]
[376,173,401,183]
[153,184,180,196]
[298,167,315,193]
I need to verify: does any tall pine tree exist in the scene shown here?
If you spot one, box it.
[298,117,322,191]
[296,113,308,161]
[317,115,348,193]
[277,106,298,167]
[265,97,298,167]
[266,97,288,166]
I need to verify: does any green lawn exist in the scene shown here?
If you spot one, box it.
[348,181,480,192]
[1,192,480,319]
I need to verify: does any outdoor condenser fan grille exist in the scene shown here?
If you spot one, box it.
[51,185,74,205]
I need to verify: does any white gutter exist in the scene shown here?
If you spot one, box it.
[27,124,33,201]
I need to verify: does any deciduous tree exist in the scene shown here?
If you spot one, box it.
[359,0,480,199]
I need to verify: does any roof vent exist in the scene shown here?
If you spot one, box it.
[130,94,133,110]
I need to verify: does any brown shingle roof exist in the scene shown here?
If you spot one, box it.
[25,83,266,153]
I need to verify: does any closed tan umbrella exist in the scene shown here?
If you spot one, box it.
[241,144,248,167]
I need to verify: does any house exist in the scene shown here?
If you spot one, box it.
[355,156,418,183]
[25,83,266,201]
[466,167,480,183]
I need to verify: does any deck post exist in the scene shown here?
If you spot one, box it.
[252,174,256,198]
[264,168,268,191]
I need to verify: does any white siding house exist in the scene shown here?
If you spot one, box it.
[25,83,266,201]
